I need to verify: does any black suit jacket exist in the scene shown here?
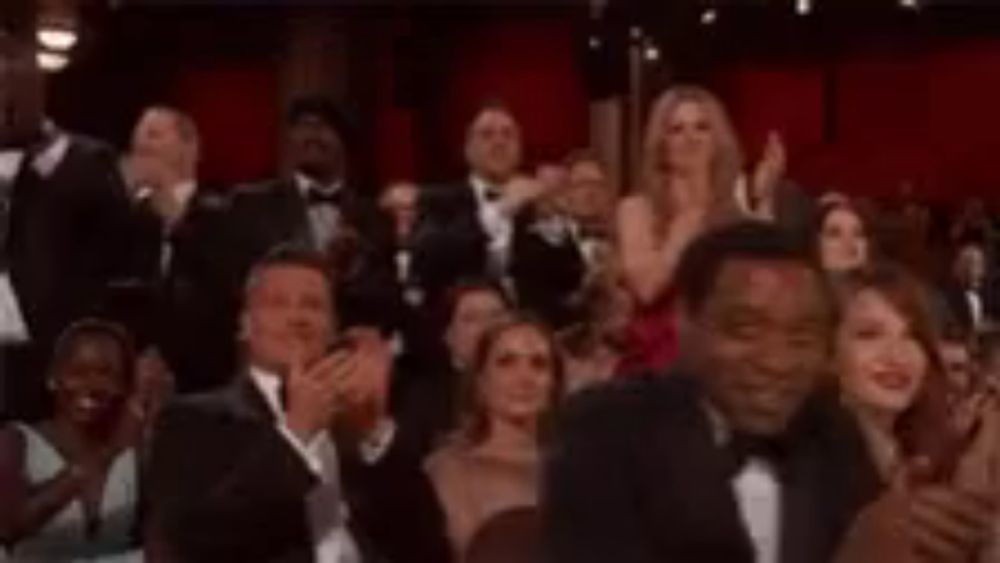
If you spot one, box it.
[4,134,138,419]
[122,187,239,393]
[409,183,489,305]
[225,178,401,333]
[941,282,1000,333]
[509,208,587,329]
[148,375,451,563]
[544,373,880,563]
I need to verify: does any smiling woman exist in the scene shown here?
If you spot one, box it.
[0,319,159,562]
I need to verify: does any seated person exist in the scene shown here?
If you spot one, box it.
[0,320,165,562]
[425,316,564,561]
[146,245,449,563]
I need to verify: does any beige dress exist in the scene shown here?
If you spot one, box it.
[425,442,539,560]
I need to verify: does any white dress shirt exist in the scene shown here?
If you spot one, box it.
[967,289,985,331]
[469,175,514,272]
[248,367,361,563]
[296,172,344,253]
[705,405,782,563]
[134,180,197,275]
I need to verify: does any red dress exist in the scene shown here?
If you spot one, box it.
[616,290,679,375]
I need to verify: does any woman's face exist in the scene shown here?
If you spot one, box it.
[837,289,928,418]
[52,334,128,429]
[479,325,556,428]
[820,207,869,274]
[662,100,715,174]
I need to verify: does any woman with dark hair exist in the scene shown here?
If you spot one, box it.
[424,316,564,561]
[0,320,166,561]
[833,265,1000,499]
[813,199,871,279]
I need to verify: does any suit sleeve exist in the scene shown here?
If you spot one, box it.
[341,427,453,563]
[147,402,318,562]
[543,391,658,563]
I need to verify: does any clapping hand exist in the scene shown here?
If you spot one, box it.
[749,131,786,215]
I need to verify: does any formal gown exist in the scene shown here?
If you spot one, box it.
[9,424,141,563]
[617,289,679,375]
[425,442,538,561]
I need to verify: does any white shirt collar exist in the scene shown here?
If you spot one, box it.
[469,174,501,205]
[295,172,343,197]
[32,133,70,179]
[0,130,70,184]
[248,364,284,419]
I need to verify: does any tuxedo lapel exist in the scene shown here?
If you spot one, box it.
[220,373,279,426]
[639,378,754,562]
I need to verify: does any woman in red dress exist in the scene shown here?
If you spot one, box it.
[615,85,783,373]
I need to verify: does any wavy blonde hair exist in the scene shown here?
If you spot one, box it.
[639,85,744,228]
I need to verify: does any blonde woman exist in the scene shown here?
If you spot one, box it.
[616,85,784,372]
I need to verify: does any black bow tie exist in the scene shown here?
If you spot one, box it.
[726,432,792,477]
[306,186,342,206]
[484,186,502,202]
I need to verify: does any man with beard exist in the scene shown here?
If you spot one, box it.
[225,96,398,334]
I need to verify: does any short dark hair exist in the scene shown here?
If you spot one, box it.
[49,318,137,390]
[439,277,512,329]
[676,220,828,315]
[287,95,354,145]
[466,99,517,134]
[244,244,335,297]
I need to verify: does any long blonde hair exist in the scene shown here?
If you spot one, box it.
[639,85,744,228]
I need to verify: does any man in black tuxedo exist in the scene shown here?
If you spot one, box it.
[148,246,450,563]
[545,221,996,563]
[122,106,237,393]
[226,96,399,334]
[0,34,137,419]
[411,102,548,306]
[941,241,999,335]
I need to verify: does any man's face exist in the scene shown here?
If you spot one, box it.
[0,38,44,147]
[956,245,987,289]
[445,289,509,371]
[465,109,522,185]
[289,115,344,182]
[684,260,832,436]
[244,265,334,375]
[130,109,195,178]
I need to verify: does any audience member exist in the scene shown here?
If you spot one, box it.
[410,101,550,304]
[813,199,871,280]
[0,36,138,420]
[0,320,163,561]
[392,279,511,459]
[938,322,977,397]
[426,316,563,561]
[546,221,996,563]
[509,164,588,329]
[147,246,449,563]
[123,105,238,393]
[942,240,999,335]
[615,85,745,372]
[226,96,399,333]
[833,264,1000,561]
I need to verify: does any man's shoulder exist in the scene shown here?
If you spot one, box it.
[559,373,698,437]
[230,177,292,201]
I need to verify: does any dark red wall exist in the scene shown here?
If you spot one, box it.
[714,37,1000,203]
[374,18,590,185]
